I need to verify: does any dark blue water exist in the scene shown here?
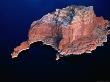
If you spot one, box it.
[0,0,110,81]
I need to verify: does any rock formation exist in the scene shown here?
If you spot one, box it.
[11,5,110,60]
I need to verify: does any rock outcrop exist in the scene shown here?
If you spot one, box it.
[11,5,110,60]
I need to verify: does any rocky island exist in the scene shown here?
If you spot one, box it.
[11,5,110,60]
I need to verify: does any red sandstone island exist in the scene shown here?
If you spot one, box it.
[11,5,110,60]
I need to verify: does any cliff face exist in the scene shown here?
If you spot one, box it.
[11,5,110,60]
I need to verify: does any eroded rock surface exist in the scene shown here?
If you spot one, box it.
[11,5,110,60]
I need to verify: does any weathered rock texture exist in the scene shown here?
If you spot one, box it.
[11,5,110,60]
